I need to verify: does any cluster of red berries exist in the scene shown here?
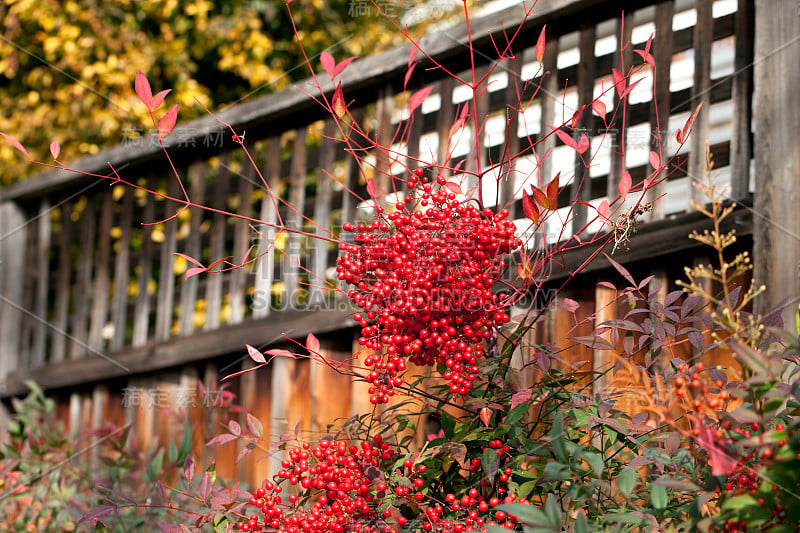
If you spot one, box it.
[708,423,789,532]
[337,169,522,403]
[234,434,533,532]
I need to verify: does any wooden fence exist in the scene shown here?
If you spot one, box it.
[0,0,796,487]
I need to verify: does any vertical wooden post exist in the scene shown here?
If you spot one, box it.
[729,0,755,199]
[0,202,26,384]
[752,0,800,324]
[687,0,713,209]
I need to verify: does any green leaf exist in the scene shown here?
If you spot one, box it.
[574,511,589,533]
[543,494,562,527]
[650,484,667,510]
[582,451,604,479]
[440,410,456,439]
[721,494,758,511]
[482,448,500,484]
[549,412,568,463]
[505,402,528,425]
[178,421,192,464]
[168,441,178,464]
[617,466,636,497]
[146,449,164,482]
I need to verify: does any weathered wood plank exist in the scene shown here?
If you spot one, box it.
[253,138,282,320]
[204,154,231,331]
[501,48,524,217]
[0,202,26,380]
[537,29,559,187]
[310,121,336,308]
[729,0,754,199]
[88,190,113,352]
[573,20,596,232]
[606,13,633,198]
[687,0,713,208]
[132,178,157,347]
[111,187,134,351]
[179,162,207,335]
[436,76,455,176]
[646,0,674,220]
[155,178,180,341]
[310,338,353,435]
[71,195,97,358]
[752,0,800,323]
[229,153,256,325]
[283,128,307,309]
[29,200,51,367]
[51,203,73,363]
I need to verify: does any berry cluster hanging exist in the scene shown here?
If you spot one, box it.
[337,170,522,404]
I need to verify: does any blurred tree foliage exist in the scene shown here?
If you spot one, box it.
[0,0,439,183]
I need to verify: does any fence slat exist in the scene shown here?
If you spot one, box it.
[436,77,455,176]
[179,163,207,335]
[155,178,180,341]
[501,50,524,217]
[283,128,307,307]
[310,339,353,436]
[88,190,113,352]
[253,138,281,320]
[132,177,156,346]
[71,195,97,358]
[310,120,336,308]
[0,202,26,379]
[537,30,559,186]
[51,203,72,363]
[687,0,713,208]
[31,200,51,367]
[111,187,134,351]
[205,155,231,331]
[229,156,255,325]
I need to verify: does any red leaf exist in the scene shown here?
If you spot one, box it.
[532,185,549,210]
[157,104,179,140]
[444,181,462,195]
[612,68,626,98]
[185,267,206,280]
[332,82,346,118]
[404,63,417,90]
[0,133,29,157]
[510,389,532,409]
[306,332,320,353]
[546,174,559,209]
[265,348,294,358]
[570,109,582,128]
[134,71,153,108]
[696,420,738,476]
[150,89,171,112]
[682,101,704,139]
[675,128,684,145]
[649,150,661,169]
[173,252,205,267]
[591,100,606,118]
[554,128,577,151]
[618,171,632,198]
[333,56,357,78]
[366,179,377,197]
[634,49,655,66]
[479,407,492,428]
[522,189,540,224]
[576,134,590,155]
[535,25,546,64]
[597,199,609,220]
[320,51,336,80]
[449,104,469,140]
[409,86,432,115]
[619,77,644,99]
[222,365,263,380]
[49,140,60,159]
[246,344,266,364]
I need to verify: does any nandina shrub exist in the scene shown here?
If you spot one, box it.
[4,2,800,532]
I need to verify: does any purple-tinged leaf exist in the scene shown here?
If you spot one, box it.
[603,252,636,286]
[638,274,655,290]
[479,407,492,428]
[664,290,683,307]
[246,344,266,364]
[571,335,614,350]
[199,472,212,500]
[623,335,634,354]
[681,295,702,318]
[206,433,238,447]
[157,522,183,533]
[597,281,617,290]
[247,413,263,438]
[228,420,241,436]
[557,298,580,313]
[510,389,532,409]
[184,455,195,483]
[79,504,115,525]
